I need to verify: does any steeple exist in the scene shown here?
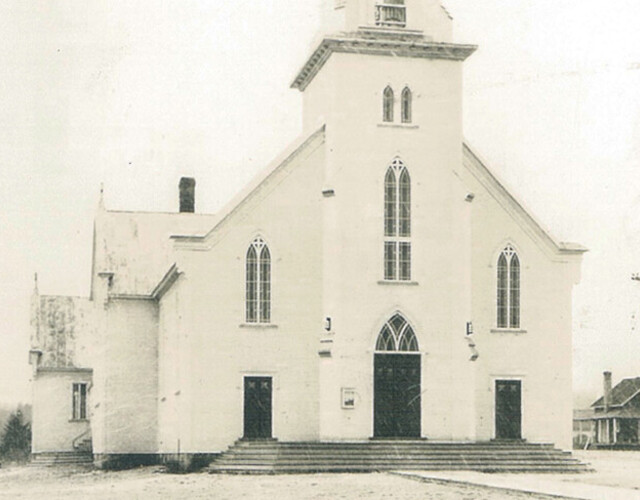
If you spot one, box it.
[321,0,454,42]
[294,0,475,94]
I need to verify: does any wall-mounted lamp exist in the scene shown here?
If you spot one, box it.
[465,193,475,203]
[324,317,332,331]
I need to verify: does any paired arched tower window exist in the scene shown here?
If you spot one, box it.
[246,237,271,323]
[375,313,419,352]
[401,87,412,123]
[382,86,412,123]
[383,86,394,123]
[497,244,520,328]
[384,157,411,280]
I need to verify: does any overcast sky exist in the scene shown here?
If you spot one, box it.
[0,0,639,408]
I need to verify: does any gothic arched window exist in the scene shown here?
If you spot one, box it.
[384,158,411,280]
[375,313,419,352]
[401,87,412,123]
[246,237,271,323]
[497,245,520,328]
[383,86,394,123]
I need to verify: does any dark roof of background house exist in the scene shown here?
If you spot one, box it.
[592,377,640,408]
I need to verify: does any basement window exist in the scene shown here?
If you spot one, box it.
[72,382,87,420]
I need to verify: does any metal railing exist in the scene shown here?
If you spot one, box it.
[375,4,407,28]
[72,428,92,451]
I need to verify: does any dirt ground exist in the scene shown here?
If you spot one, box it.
[552,450,640,490]
[4,450,638,500]
[0,466,568,500]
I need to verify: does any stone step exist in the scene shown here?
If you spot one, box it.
[217,450,576,458]
[211,464,589,474]
[30,452,93,467]
[215,457,583,465]
[233,454,566,460]
[31,460,92,464]
[231,445,559,452]
[212,457,588,466]
[226,448,569,456]
[223,442,567,450]
[208,441,589,474]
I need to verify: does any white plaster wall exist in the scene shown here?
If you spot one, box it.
[99,299,158,453]
[158,134,326,453]
[31,370,92,453]
[157,281,183,455]
[304,51,475,440]
[460,162,581,450]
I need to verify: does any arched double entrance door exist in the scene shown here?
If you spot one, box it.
[373,314,421,438]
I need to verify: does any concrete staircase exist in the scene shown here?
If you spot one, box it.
[208,440,590,474]
[30,451,93,467]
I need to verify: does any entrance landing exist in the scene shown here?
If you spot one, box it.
[208,440,589,474]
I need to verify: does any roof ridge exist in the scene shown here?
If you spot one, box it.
[172,124,326,243]
[462,140,587,255]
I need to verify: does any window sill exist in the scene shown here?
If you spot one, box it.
[239,323,278,329]
[378,123,419,130]
[377,280,419,286]
[490,328,527,334]
[69,419,89,423]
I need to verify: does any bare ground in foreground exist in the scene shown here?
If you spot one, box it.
[0,466,568,500]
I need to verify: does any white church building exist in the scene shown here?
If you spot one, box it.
[29,0,586,469]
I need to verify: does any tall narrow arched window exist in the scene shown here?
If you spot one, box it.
[384,158,411,281]
[383,86,394,123]
[401,87,412,123]
[497,244,520,328]
[246,237,271,323]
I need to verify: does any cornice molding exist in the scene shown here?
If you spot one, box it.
[292,36,477,91]
[37,367,93,375]
[150,263,182,300]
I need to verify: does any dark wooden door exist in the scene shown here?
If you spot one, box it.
[243,377,272,439]
[374,354,421,438]
[495,380,522,440]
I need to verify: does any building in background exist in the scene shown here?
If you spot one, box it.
[28,0,586,468]
[590,371,640,447]
[573,409,595,449]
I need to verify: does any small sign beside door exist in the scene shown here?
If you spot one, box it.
[341,388,356,409]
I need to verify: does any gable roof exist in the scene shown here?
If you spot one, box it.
[92,210,217,296]
[91,130,582,296]
[462,142,587,256]
[592,377,640,408]
[90,125,325,299]
[171,124,326,246]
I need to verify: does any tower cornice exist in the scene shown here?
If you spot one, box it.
[291,34,477,91]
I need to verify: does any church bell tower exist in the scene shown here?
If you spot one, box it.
[296,0,480,441]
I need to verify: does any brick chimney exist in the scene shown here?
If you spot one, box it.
[179,177,195,213]
[603,371,612,412]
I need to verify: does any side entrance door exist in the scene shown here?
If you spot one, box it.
[374,354,421,438]
[243,376,272,439]
[495,379,522,440]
